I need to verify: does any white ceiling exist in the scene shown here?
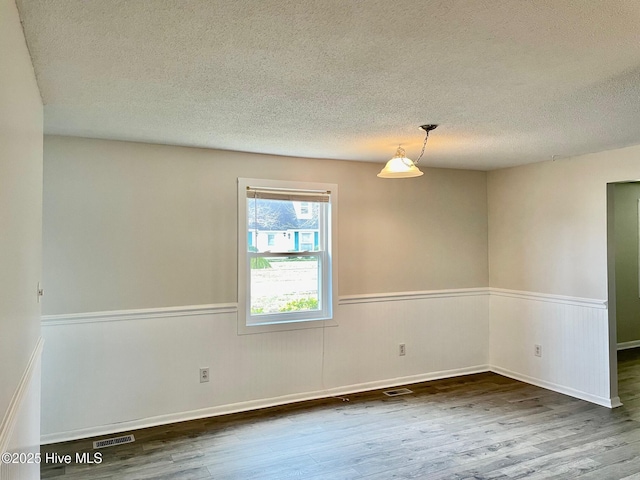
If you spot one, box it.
[16,0,640,170]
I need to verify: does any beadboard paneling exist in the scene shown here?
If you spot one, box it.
[489,292,617,407]
[0,339,42,480]
[41,292,489,443]
[41,288,620,443]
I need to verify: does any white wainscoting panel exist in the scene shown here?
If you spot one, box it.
[489,290,617,407]
[41,291,490,443]
[332,290,490,388]
[0,338,42,480]
[41,288,622,443]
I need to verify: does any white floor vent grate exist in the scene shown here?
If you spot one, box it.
[93,434,135,449]
[383,388,413,397]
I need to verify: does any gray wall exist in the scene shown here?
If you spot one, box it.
[43,135,489,315]
[488,146,640,300]
[0,0,43,464]
[613,182,640,344]
[486,144,640,407]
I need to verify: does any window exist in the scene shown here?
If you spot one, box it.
[238,178,337,331]
[300,231,314,251]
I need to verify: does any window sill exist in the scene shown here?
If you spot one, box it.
[237,317,338,335]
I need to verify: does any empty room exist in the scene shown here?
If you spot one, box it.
[3,1,640,479]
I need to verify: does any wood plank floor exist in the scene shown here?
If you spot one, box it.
[42,349,640,479]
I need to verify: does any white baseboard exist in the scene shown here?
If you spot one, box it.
[41,364,490,444]
[490,366,621,409]
[617,340,640,351]
[41,360,626,444]
[0,337,44,453]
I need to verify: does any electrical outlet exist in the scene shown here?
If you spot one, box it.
[199,367,210,383]
[399,344,406,356]
[534,344,542,357]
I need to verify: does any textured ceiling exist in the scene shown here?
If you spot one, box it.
[16,0,640,170]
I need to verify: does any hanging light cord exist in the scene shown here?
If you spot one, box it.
[414,124,438,166]
[413,131,430,166]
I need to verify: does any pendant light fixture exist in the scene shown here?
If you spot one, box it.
[377,124,438,178]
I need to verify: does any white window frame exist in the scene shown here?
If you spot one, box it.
[237,178,338,334]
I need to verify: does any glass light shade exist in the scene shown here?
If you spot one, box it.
[377,146,424,178]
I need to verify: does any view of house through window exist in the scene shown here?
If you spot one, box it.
[248,197,322,315]
[239,179,335,327]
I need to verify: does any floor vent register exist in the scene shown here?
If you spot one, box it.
[383,388,414,397]
[93,434,135,449]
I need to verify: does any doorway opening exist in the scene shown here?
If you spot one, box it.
[607,181,640,406]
